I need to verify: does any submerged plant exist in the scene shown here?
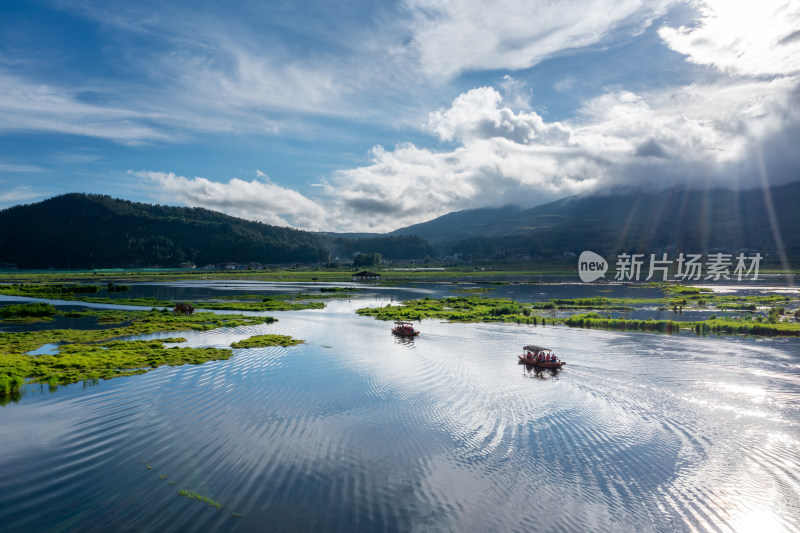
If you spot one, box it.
[178,489,224,511]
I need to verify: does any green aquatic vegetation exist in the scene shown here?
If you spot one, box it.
[357,296,800,337]
[564,312,800,336]
[357,296,544,324]
[0,374,24,395]
[74,297,174,307]
[159,475,168,480]
[0,303,57,318]
[530,297,637,310]
[231,334,304,348]
[200,300,324,312]
[211,294,274,300]
[106,282,131,293]
[564,313,683,333]
[178,489,224,511]
[232,512,243,518]
[451,287,494,294]
[319,287,362,293]
[658,284,713,295]
[716,303,758,311]
[2,339,233,387]
[0,309,277,396]
[0,283,100,298]
[0,282,173,307]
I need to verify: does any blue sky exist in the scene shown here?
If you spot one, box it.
[1,0,799,232]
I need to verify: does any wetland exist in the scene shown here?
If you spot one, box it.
[1,274,799,531]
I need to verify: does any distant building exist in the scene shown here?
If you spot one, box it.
[352,270,381,282]
[178,262,196,269]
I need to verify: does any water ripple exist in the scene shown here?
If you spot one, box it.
[2,296,800,531]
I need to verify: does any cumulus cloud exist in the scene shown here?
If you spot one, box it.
[427,86,571,144]
[137,71,800,233]
[73,0,800,233]
[133,171,328,230]
[323,72,800,231]
[310,2,800,232]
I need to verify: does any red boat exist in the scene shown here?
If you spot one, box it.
[518,345,565,368]
[392,321,420,336]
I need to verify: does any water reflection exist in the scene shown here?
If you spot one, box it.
[1,282,800,531]
[519,361,561,380]
[393,334,416,347]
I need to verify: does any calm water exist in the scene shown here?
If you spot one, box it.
[1,281,800,531]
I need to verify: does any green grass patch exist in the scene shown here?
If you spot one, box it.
[231,334,304,349]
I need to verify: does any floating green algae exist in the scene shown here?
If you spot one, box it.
[231,334,304,349]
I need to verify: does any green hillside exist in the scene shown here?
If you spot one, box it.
[0,194,330,268]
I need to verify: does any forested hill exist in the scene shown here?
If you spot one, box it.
[0,193,330,268]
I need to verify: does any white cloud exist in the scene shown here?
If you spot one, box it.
[7,0,688,145]
[658,0,800,77]
[0,186,46,208]
[323,74,800,231]
[405,0,676,79]
[0,73,168,144]
[427,86,571,144]
[133,171,328,230]
[134,69,799,234]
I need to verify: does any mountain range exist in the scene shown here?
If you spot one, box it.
[1,183,799,269]
[392,183,800,262]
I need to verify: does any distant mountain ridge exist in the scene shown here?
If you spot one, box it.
[390,205,522,243]
[2,184,799,269]
[0,193,330,268]
[389,183,800,260]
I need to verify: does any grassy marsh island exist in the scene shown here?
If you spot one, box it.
[230,334,304,348]
[357,291,800,337]
[0,282,327,310]
[199,299,324,312]
[0,308,277,400]
[0,302,58,323]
